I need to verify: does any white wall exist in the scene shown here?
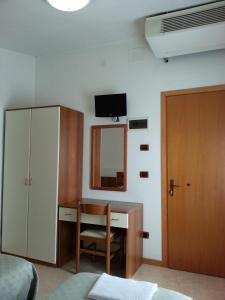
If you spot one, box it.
[35,39,225,260]
[0,48,36,228]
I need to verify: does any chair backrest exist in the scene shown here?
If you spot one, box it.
[76,202,111,232]
[80,203,110,216]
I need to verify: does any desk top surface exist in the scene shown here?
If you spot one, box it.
[59,198,143,213]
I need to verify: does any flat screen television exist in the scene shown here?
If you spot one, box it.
[95,93,127,118]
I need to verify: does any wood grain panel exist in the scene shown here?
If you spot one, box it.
[58,107,84,204]
[163,85,225,277]
[60,198,143,214]
[90,127,101,188]
[162,84,225,97]
[161,94,168,267]
[58,221,76,267]
[125,205,143,278]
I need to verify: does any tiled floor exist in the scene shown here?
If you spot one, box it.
[35,259,225,300]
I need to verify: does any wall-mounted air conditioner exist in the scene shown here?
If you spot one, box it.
[145,1,225,59]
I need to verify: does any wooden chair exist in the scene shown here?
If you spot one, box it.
[76,203,121,274]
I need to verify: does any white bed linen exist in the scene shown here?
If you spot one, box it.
[88,273,158,300]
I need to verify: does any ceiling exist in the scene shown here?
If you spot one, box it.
[0,0,213,56]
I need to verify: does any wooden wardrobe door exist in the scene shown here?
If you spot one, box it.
[2,110,31,256]
[27,107,60,263]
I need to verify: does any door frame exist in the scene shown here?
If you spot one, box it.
[161,84,225,267]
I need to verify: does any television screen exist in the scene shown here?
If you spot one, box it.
[95,93,127,117]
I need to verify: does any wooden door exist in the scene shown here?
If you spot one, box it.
[27,107,60,264]
[2,110,31,256]
[165,87,225,277]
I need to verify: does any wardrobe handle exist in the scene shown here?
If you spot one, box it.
[24,178,29,186]
[29,178,32,186]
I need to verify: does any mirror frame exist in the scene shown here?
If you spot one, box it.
[90,124,127,191]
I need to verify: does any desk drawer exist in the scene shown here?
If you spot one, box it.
[110,213,128,228]
[59,207,76,222]
[59,207,128,229]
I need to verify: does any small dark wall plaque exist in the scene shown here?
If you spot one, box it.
[140,144,149,151]
[140,171,149,178]
[129,118,148,130]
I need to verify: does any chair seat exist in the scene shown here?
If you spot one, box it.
[80,229,115,239]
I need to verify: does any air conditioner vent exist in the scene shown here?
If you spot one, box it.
[161,6,225,33]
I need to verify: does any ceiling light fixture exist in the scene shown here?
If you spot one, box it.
[47,0,91,12]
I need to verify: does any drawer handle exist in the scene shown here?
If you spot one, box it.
[65,213,73,216]
[111,218,119,221]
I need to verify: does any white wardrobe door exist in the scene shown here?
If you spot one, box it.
[2,110,31,256]
[27,107,60,264]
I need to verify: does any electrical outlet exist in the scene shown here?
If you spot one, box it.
[142,231,150,239]
[140,171,149,178]
[140,144,149,151]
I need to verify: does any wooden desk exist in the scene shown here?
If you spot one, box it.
[57,198,143,278]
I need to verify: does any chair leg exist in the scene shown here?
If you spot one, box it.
[76,251,80,273]
[76,239,80,273]
[76,204,81,273]
[106,254,110,274]
[106,241,110,274]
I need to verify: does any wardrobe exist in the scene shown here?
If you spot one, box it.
[1,105,83,264]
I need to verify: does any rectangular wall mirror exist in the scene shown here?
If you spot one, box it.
[90,124,127,191]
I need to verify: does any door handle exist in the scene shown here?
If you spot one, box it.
[169,179,181,196]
